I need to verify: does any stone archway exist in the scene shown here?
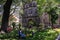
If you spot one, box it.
[28,19,35,28]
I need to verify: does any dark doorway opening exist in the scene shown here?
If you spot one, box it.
[28,19,36,28]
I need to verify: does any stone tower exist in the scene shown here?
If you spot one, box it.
[22,0,40,27]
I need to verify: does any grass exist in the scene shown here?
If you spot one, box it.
[0,28,60,40]
[25,29,59,40]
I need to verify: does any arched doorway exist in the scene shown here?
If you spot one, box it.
[28,19,36,28]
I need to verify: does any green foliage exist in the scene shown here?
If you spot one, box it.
[37,0,59,25]
[0,0,6,5]
[0,29,18,39]
[28,20,36,26]
[37,0,46,15]
[25,29,58,40]
[55,0,60,3]
[36,0,59,16]
[0,28,59,40]
[18,23,21,29]
[12,22,16,29]
[48,7,58,24]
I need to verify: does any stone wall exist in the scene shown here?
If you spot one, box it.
[41,12,60,28]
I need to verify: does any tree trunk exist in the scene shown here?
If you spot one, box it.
[51,22,53,29]
[1,0,12,32]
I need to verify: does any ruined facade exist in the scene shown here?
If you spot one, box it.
[41,12,60,28]
[22,0,40,27]
[19,0,60,28]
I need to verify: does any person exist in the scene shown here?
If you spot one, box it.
[18,29,26,38]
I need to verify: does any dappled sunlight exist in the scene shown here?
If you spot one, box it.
[54,28,60,33]
[47,29,56,34]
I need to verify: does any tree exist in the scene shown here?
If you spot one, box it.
[48,7,58,28]
[36,0,59,28]
[1,0,12,32]
[12,22,16,29]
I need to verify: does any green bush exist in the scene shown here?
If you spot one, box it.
[0,28,59,40]
[0,29,18,39]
